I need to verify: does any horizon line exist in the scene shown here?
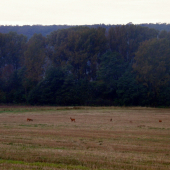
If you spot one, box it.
[0,22,170,27]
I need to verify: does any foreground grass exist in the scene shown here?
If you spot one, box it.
[0,106,170,169]
[0,159,89,170]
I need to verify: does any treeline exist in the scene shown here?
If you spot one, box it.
[0,25,71,39]
[1,24,170,106]
[1,23,170,39]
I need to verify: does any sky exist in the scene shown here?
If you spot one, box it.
[0,0,170,26]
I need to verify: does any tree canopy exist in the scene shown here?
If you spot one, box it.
[1,24,170,106]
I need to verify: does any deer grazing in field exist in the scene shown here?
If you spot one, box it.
[110,118,112,122]
[159,119,162,122]
[70,117,75,122]
[27,118,33,121]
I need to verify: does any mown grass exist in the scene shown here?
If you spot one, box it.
[0,106,170,169]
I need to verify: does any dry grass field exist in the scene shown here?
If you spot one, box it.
[0,106,170,170]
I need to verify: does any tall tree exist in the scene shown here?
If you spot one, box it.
[0,32,27,84]
[0,32,27,69]
[108,25,158,62]
[116,68,148,106]
[47,27,107,80]
[133,38,170,103]
[23,33,46,82]
[97,51,127,101]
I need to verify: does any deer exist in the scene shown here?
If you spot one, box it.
[110,118,112,122]
[70,117,75,122]
[27,118,33,121]
[159,119,162,122]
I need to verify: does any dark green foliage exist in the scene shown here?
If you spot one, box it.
[97,51,127,101]
[28,67,66,105]
[0,32,27,103]
[133,38,170,106]
[157,84,170,106]
[28,67,93,105]
[0,78,6,103]
[159,30,170,40]
[24,33,46,82]
[116,68,149,106]
[0,32,27,69]
[6,70,26,103]
[133,38,170,94]
[108,25,158,62]
[47,26,107,80]
[1,24,170,106]
[0,69,26,103]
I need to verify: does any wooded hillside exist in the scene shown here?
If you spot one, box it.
[1,24,170,106]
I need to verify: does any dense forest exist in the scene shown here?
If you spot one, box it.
[1,24,170,106]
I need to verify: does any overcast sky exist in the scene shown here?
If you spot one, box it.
[0,0,170,26]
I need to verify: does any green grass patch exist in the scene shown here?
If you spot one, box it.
[0,106,91,114]
[0,159,89,170]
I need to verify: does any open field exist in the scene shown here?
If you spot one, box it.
[0,106,170,169]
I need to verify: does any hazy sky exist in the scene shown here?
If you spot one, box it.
[0,0,170,25]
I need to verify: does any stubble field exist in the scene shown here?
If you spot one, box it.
[0,106,170,170]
